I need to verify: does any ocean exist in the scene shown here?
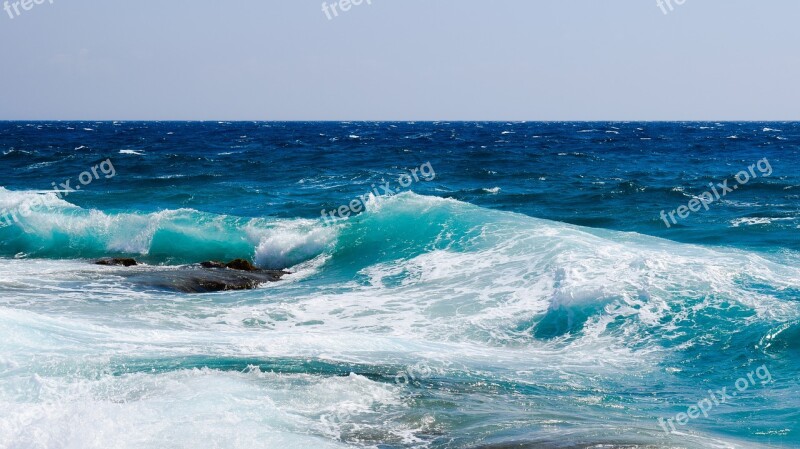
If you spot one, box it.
[0,121,798,449]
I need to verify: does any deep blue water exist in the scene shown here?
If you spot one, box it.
[2,122,798,254]
[0,122,798,449]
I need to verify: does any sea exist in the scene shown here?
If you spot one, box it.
[0,121,798,449]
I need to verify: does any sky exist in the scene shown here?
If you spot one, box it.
[0,0,798,121]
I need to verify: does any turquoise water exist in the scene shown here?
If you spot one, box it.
[0,122,798,448]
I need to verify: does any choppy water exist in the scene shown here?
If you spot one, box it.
[0,122,798,449]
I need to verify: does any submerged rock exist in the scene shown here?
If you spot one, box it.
[199,261,227,269]
[137,266,288,293]
[96,258,139,267]
[93,258,289,293]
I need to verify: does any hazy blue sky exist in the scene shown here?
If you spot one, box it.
[1,0,798,120]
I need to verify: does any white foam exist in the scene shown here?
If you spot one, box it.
[2,194,799,448]
[731,217,795,227]
[250,219,337,270]
[0,187,78,211]
[0,367,386,449]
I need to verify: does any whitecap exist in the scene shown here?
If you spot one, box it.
[249,220,337,270]
[731,217,795,227]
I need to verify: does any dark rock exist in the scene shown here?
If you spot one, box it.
[131,267,287,293]
[225,259,258,271]
[200,259,263,272]
[96,258,138,267]
[92,257,290,293]
[95,258,290,293]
